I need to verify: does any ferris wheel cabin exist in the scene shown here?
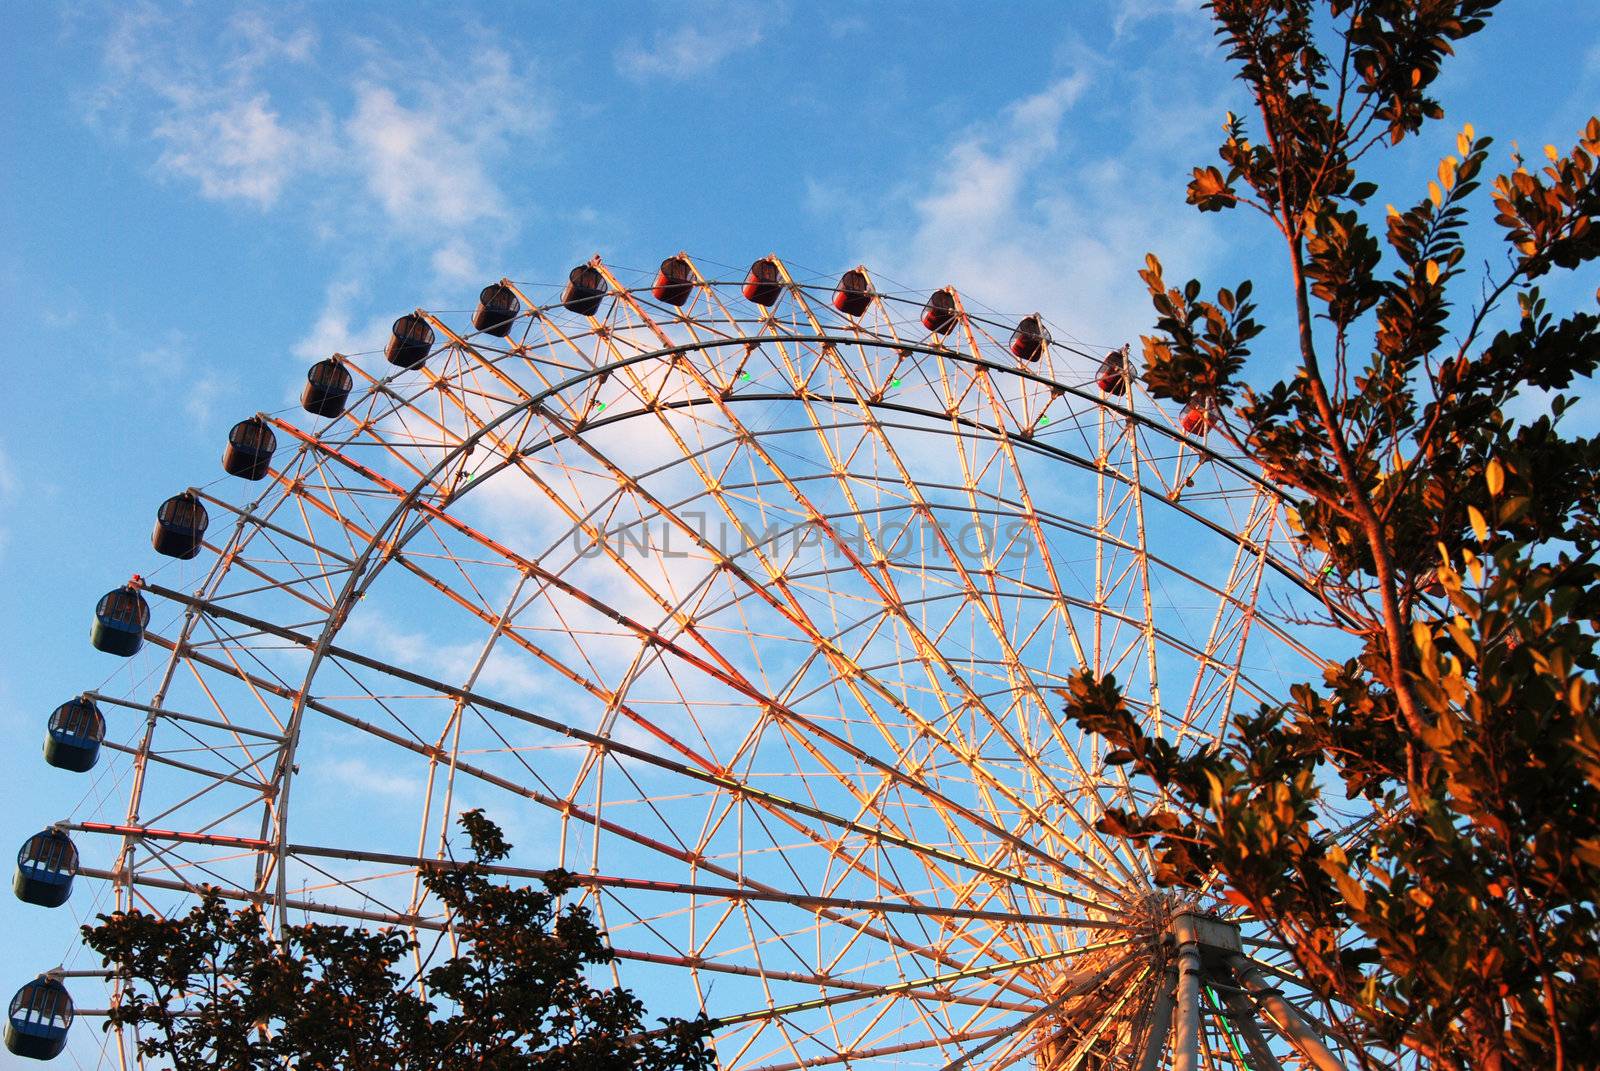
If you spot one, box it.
[13,830,76,909]
[473,283,521,337]
[652,256,695,306]
[386,314,435,369]
[1182,398,1218,436]
[1009,314,1050,362]
[43,698,105,773]
[921,287,959,334]
[742,257,782,306]
[302,356,353,418]
[1097,348,1131,393]
[151,491,209,560]
[222,417,277,480]
[5,978,72,1062]
[89,585,148,657]
[562,265,607,317]
[832,269,873,317]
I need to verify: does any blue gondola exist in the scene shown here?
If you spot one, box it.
[90,585,148,657]
[13,831,75,909]
[561,265,607,317]
[43,698,104,773]
[742,257,782,307]
[474,283,521,337]
[5,977,72,1061]
[302,357,353,417]
[386,314,435,369]
[151,491,208,559]
[222,417,276,480]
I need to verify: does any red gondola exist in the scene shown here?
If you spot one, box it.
[1096,349,1131,393]
[1010,315,1050,362]
[743,257,782,307]
[653,256,695,307]
[833,269,873,317]
[1181,399,1217,436]
[922,288,958,334]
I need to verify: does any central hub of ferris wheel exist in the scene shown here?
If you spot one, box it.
[1034,904,1349,1071]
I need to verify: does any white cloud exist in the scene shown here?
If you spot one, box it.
[293,279,369,361]
[154,93,318,207]
[345,53,542,232]
[84,8,547,270]
[841,58,1224,355]
[617,9,773,80]
[431,238,483,285]
[91,7,332,209]
[185,372,229,425]
[321,756,423,800]
[1112,0,1206,38]
[909,75,1088,240]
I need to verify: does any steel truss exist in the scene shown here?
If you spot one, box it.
[43,255,1364,1069]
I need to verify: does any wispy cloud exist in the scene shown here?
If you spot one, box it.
[345,47,546,232]
[154,93,326,207]
[1112,0,1207,39]
[126,327,238,427]
[836,53,1225,356]
[293,279,370,361]
[83,7,547,276]
[90,7,331,209]
[616,7,777,81]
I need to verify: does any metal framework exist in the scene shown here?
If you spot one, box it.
[37,255,1361,1069]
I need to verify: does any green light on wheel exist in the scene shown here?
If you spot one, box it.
[596,402,607,412]
[740,371,752,381]
[890,378,902,388]
[1039,415,1050,426]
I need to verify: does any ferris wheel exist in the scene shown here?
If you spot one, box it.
[10,254,1362,1070]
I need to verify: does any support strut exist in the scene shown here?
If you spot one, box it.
[1229,954,1348,1071]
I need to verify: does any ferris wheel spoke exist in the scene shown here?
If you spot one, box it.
[704,937,1133,1047]
[451,415,1131,906]
[144,580,1119,926]
[63,263,1348,1070]
[1171,491,1279,748]
[759,345,1144,887]
[550,343,1140,900]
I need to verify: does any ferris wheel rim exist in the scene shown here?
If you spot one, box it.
[52,253,1361,1070]
[246,322,1308,927]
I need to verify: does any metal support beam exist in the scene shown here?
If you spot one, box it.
[1220,985,1284,1070]
[1173,921,1205,1071]
[1139,965,1178,1071]
[1228,955,1348,1071]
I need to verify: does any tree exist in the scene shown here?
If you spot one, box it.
[83,811,715,1071]
[1059,2,1600,1069]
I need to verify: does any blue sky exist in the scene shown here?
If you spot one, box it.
[2,2,1597,1066]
